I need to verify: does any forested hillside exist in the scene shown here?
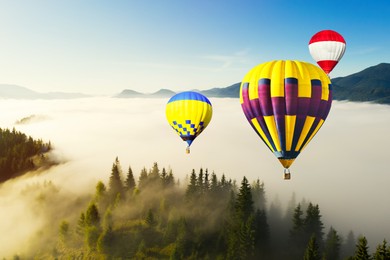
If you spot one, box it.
[0,128,52,182]
[13,159,390,259]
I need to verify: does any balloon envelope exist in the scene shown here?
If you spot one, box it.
[166,91,212,151]
[309,30,346,74]
[239,60,332,169]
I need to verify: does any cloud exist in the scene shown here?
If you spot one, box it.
[202,49,251,69]
[0,98,389,256]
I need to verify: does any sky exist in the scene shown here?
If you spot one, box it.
[0,0,390,95]
[0,98,389,256]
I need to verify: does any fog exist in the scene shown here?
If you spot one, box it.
[0,97,389,256]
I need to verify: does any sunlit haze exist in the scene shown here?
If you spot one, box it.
[0,1,390,94]
[0,98,389,256]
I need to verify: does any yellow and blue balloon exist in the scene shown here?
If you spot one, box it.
[166,91,212,153]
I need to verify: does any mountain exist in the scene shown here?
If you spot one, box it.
[200,82,241,98]
[0,84,89,99]
[117,63,390,104]
[3,63,389,103]
[115,88,175,98]
[332,63,390,104]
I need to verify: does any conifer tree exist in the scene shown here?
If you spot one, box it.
[252,179,266,210]
[235,176,253,222]
[210,171,218,191]
[354,236,371,260]
[125,166,136,191]
[145,209,157,228]
[149,162,160,184]
[85,203,100,227]
[304,203,324,246]
[204,168,210,192]
[59,220,69,245]
[323,226,341,260]
[95,181,106,201]
[304,234,321,260]
[373,239,390,260]
[186,169,198,201]
[289,203,306,259]
[253,208,269,255]
[108,157,124,198]
[174,218,193,258]
[166,169,175,187]
[76,212,86,235]
[227,177,255,259]
[342,231,357,259]
[138,167,148,190]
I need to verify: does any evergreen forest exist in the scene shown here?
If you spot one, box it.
[9,158,390,260]
[0,127,52,183]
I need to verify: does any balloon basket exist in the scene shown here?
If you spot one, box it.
[284,168,291,180]
[186,147,190,154]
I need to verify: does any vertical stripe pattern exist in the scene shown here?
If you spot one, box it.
[239,60,332,168]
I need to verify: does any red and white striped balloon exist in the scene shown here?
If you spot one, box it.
[308,30,346,74]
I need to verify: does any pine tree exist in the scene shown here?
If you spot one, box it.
[304,203,324,246]
[125,166,136,191]
[145,209,157,228]
[138,167,148,190]
[323,226,341,260]
[252,179,266,210]
[108,157,124,199]
[235,176,253,222]
[149,162,161,184]
[204,169,210,192]
[166,169,175,187]
[186,169,198,201]
[210,171,218,193]
[76,212,86,235]
[227,176,255,260]
[342,231,357,259]
[304,234,321,260]
[253,208,269,256]
[289,203,306,259]
[373,239,390,260]
[354,236,371,260]
[95,181,106,201]
[59,220,69,245]
[197,168,204,195]
[85,203,100,227]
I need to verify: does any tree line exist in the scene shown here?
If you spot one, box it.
[11,158,390,259]
[0,127,52,182]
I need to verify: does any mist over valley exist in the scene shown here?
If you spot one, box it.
[0,97,389,258]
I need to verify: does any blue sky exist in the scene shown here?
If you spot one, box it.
[0,0,389,94]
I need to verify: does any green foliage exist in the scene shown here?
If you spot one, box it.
[18,159,390,259]
[354,236,372,260]
[304,234,321,260]
[108,157,125,198]
[323,226,341,260]
[373,239,390,260]
[0,127,52,182]
[125,165,136,191]
[85,203,100,227]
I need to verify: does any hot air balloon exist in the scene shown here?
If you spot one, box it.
[240,60,332,179]
[166,91,212,154]
[309,30,346,74]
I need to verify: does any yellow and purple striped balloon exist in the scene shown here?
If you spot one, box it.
[240,60,332,172]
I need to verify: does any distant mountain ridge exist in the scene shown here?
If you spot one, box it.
[0,84,89,99]
[332,63,390,104]
[115,88,175,98]
[116,63,390,104]
[2,63,390,104]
